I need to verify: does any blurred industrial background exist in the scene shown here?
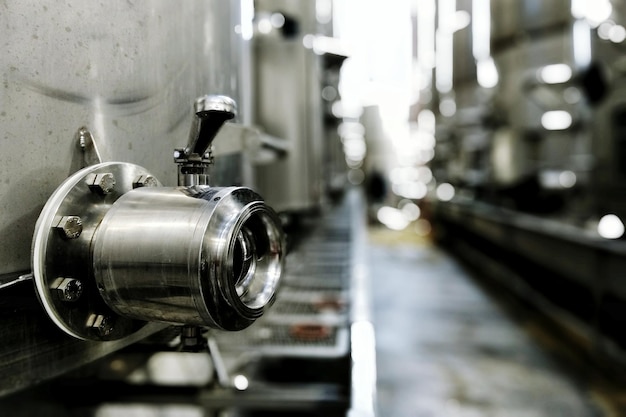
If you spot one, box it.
[3,0,626,415]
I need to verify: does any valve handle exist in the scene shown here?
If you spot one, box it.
[187,95,237,157]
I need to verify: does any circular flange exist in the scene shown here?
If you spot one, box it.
[32,162,162,340]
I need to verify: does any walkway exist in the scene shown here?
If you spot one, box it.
[368,225,623,417]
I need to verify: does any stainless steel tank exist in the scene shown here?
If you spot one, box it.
[252,0,326,214]
[433,0,626,217]
[430,0,600,215]
[586,1,626,217]
[1,0,242,276]
[1,1,285,341]
[489,0,592,195]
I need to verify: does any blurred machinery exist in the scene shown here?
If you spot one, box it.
[252,0,348,215]
[424,0,626,364]
[0,1,375,416]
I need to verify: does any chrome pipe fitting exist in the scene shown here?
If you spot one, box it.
[32,163,285,340]
[93,186,284,331]
[187,95,237,157]
[175,95,237,187]
[32,96,285,341]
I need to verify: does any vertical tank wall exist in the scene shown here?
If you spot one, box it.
[252,0,325,214]
[0,0,246,277]
[429,0,619,218]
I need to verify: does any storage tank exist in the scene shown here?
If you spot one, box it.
[0,0,285,395]
[252,0,326,214]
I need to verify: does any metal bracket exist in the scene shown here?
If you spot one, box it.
[32,162,161,340]
[0,272,33,290]
[76,127,103,168]
[207,335,232,388]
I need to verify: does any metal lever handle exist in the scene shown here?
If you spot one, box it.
[187,95,237,157]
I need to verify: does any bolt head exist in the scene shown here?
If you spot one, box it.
[87,314,114,337]
[52,277,83,302]
[86,173,116,194]
[132,174,158,189]
[54,216,83,239]
[174,148,187,162]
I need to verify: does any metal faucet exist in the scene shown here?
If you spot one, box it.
[175,95,237,186]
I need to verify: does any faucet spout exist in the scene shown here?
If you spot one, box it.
[187,95,237,157]
[176,95,237,186]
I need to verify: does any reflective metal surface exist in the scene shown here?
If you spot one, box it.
[434,0,593,195]
[33,162,285,340]
[94,185,285,331]
[491,0,572,43]
[0,0,245,278]
[186,95,237,157]
[177,95,238,186]
[253,0,325,213]
[32,162,159,340]
[0,0,297,397]
[431,0,626,375]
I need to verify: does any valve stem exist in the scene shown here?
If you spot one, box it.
[176,95,237,186]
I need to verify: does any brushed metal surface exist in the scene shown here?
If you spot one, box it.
[491,0,572,43]
[0,278,168,397]
[94,186,285,331]
[0,0,257,394]
[0,0,245,277]
[253,0,325,213]
[31,161,285,339]
[32,162,159,340]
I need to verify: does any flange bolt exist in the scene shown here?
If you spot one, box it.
[86,173,116,194]
[54,216,83,239]
[52,277,83,302]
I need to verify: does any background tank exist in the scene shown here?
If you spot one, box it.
[252,0,326,214]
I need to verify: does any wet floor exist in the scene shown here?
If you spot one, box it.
[367,225,626,417]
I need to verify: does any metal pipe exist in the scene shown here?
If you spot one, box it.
[32,96,285,340]
[93,185,284,331]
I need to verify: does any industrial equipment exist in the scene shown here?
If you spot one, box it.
[32,95,285,341]
[0,2,375,416]
[427,0,626,364]
[0,0,283,396]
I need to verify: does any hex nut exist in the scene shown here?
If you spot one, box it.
[52,277,83,302]
[85,172,116,194]
[132,174,158,189]
[87,314,114,337]
[54,216,83,239]
[174,148,185,161]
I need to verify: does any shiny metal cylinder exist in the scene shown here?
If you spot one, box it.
[93,186,285,331]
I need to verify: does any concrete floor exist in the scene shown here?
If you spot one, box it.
[367,225,625,417]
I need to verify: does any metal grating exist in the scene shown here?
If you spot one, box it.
[214,322,350,358]
[214,194,356,359]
